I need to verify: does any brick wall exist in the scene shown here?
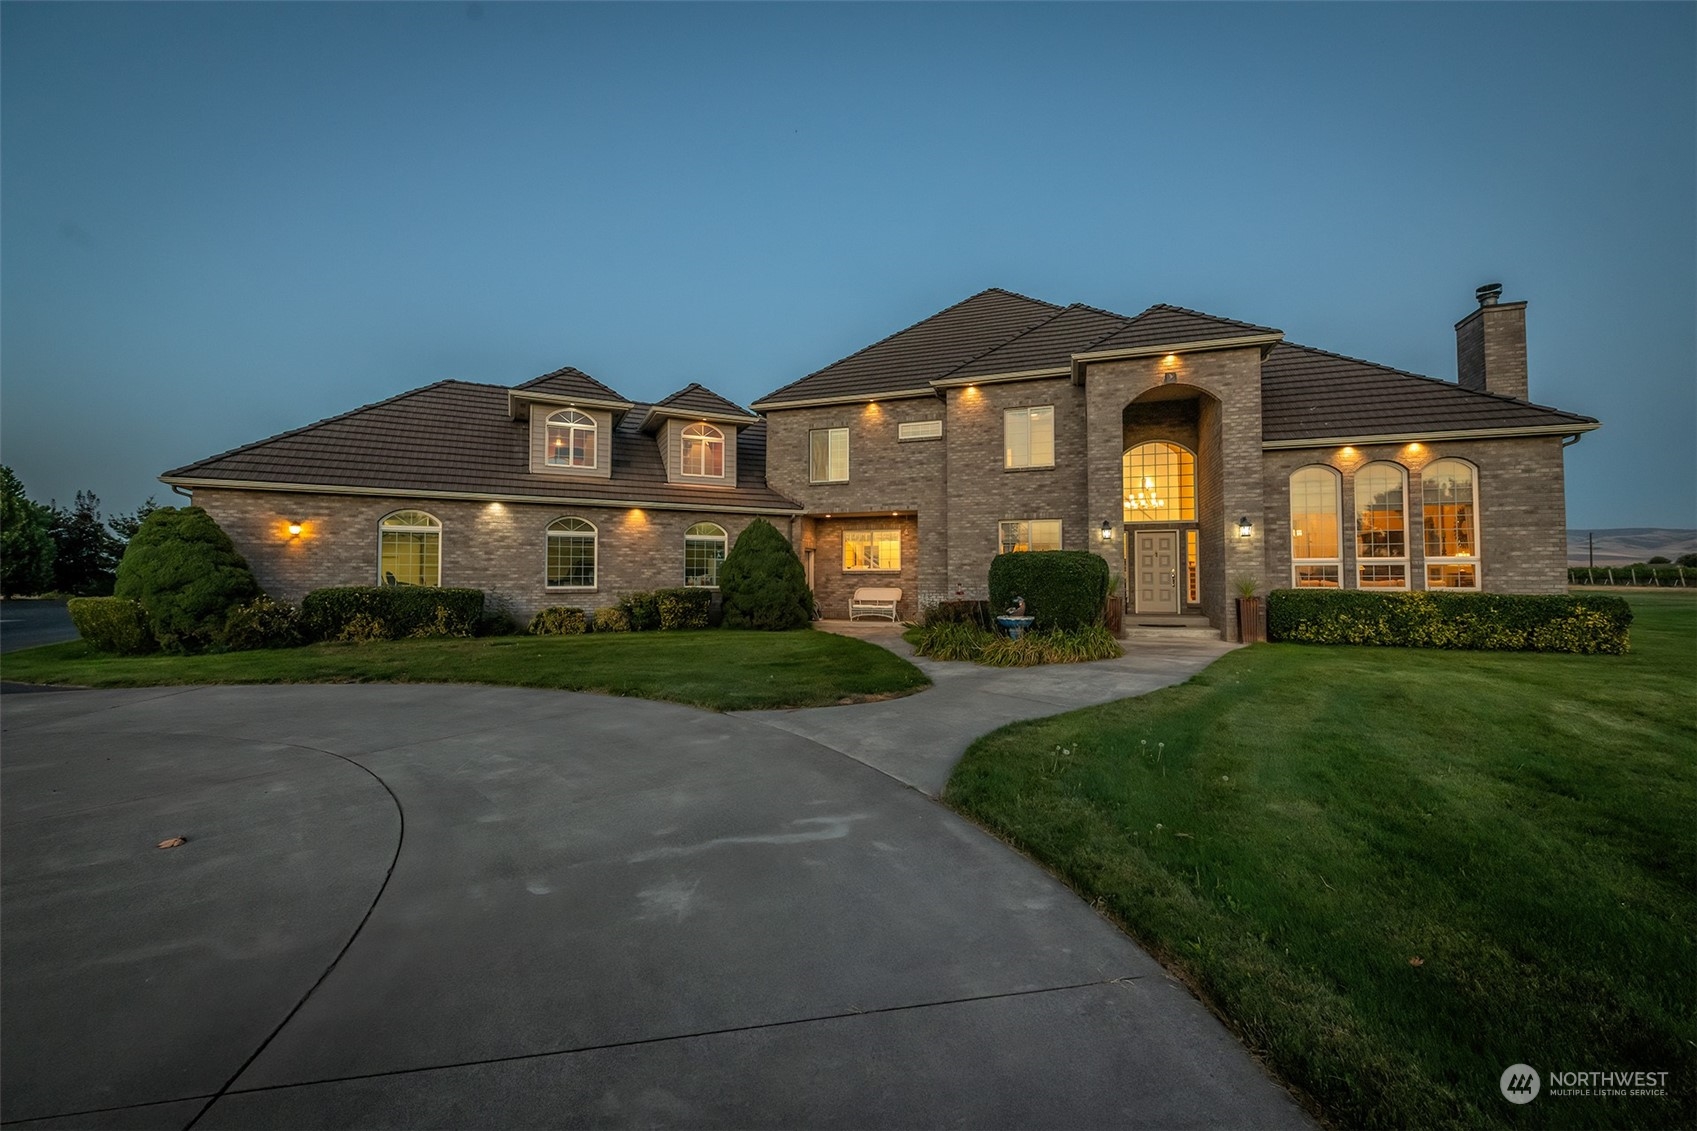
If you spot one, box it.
[806,515,920,621]
[1455,302,1529,401]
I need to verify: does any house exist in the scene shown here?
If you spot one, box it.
[162,284,1598,641]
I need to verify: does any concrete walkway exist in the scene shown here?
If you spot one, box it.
[0,642,1303,1129]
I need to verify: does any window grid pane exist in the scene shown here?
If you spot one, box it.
[810,429,848,482]
[684,536,726,586]
[844,528,900,571]
[1122,443,1196,522]
[380,531,440,587]
[1422,460,1476,559]
[547,535,596,588]
[1004,406,1054,468]
[1355,463,1406,560]
[1294,565,1341,589]
[999,519,1061,553]
[1358,563,1407,589]
[1186,530,1200,603]
[1289,468,1340,560]
[682,425,725,477]
[1427,564,1478,590]
[546,410,596,468]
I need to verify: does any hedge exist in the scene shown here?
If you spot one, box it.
[67,596,156,655]
[987,550,1110,633]
[528,607,588,635]
[300,586,484,642]
[1266,589,1632,654]
[655,587,712,630]
[222,596,303,650]
[616,590,663,631]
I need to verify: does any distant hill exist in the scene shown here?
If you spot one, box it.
[1566,528,1697,566]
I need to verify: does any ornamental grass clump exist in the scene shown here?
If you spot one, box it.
[113,506,260,652]
[717,519,813,630]
[909,620,996,661]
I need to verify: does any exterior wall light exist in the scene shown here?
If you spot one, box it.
[1237,516,1253,538]
[1100,520,1113,542]
[288,522,303,537]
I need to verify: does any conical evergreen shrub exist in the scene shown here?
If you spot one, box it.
[114,506,260,650]
[717,519,812,630]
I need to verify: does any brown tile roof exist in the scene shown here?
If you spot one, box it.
[1084,304,1282,353]
[944,305,1130,381]
[651,382,758,420]
[752,288,1061,405]
[163,381,801,512]
[1261,342,1597,442]
[515,366,632,404]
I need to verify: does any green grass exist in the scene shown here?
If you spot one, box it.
[0,629,931,712]
[946,591,1696,1129]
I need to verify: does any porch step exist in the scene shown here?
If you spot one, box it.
[1127,613,1212,629]
[1126,625,1223,642]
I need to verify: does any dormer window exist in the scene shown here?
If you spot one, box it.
[681,423,725,477]
[546,409,597,468]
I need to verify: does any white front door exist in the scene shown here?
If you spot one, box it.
[1134,530,1181,615]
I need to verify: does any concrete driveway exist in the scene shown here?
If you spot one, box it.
[1,654,1306,1128]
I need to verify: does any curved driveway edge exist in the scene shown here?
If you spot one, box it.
[2,669,1304,1129]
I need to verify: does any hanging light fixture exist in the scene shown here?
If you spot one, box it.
[1237,516,1253,538]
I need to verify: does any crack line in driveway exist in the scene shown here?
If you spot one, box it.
[179,739,407,1131]
[198,975,1147,1104]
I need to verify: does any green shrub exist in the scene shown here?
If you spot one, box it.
[221,596,303,650]
[987,550,1109,632]
[1266,590,1632,654]
[113,507,260,651]
[529,606,588,635]
[920,599,991,629]
[616,590,662,631]
[655,587,712,630]
[476,591,522,637]
[337,613,390,644]
[718,519,812,630]
[909,620,996,661]
[593,606,631,632]
[300,586,484,642]
[66,596,156,655]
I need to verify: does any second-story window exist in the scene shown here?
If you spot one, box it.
[681,423,725,477]
[810,427,848,483]
[1004,405,1054,469]
[546,409,597,468]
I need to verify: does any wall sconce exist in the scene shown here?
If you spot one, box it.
[287,521,303,537]
[1100,520,1113,542]
[1237,516,1253,539]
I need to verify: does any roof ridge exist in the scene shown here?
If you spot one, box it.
[517,365,629,400]
[162,380,471,477]
[757,288,1062,403]
[1137,302,1282,335]
[1274,340,1598,421]
[932,305,1076,381]
[654,381,756,415]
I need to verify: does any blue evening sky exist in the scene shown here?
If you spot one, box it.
[3,2,1692,529]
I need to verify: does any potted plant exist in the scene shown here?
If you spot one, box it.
[1103,573,1124,636]
[1232,575,1266,643]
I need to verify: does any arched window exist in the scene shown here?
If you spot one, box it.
[684,522,728,587]
[546,517,597,589]
[1422,459,1480,589]
[1289,466,1341,587]
[1354,462,1408,589]
[681,423,725,477]
[379,510,441,587]
[546,409,597,469]
[1122,442,1196,523]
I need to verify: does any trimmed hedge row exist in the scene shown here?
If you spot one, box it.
[1266,589,1632,654]
[67,596,156,655]
[300,587,484,642]
[987,550,1110,632]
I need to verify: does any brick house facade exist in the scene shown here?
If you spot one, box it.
[163,285,1596,640]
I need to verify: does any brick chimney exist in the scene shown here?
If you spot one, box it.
[1455,282,1528,400]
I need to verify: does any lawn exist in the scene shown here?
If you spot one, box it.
[0,629,930,712]
[946,591,1695,1130]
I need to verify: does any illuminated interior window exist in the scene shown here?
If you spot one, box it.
[1289,466,1342,588]
[681,423,725,477]
[1004,406,1055,468]
[546,517,597,588]
[1422,459,1480,589]
[1355,461,1408,589]
[843,528,900,571]
[1122,442,1196,523]
[684,522,727,587]
[1186,529,1200,604]
[379,510,441,587]
[545,409,597,468]
[998,519,1062,554]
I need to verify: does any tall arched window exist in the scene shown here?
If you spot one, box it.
[1354,462,1408,589]
[379,510,441,587]
[1289,466,1341,587]
[546,409,597,468]
[1422,459,1480,589]
[684,522,728,587]
[546,517,597,589]
[681,423,725,477]
[1122,442,1196,523]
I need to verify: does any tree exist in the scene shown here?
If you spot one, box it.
[717,519,813,630]
[108,497,159,542]
[114,506,260,650]
[1678,553,1697,569]
[1,466,55,596]
[1647,555,1671,565]
[49,491,125,595]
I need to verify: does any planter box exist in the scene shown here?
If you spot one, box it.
[1104,594,1124,636]
[1236,596,1266,643]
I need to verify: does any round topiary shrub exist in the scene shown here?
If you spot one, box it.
[529,606,588,635]
[113,507,261,651]
[987,550,1110,632]
[593,606,631,632]
[717,519,812,630]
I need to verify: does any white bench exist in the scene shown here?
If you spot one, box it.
[849,586,902,621]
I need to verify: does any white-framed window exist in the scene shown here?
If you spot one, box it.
[1004,405,1055,469]
[1422,458,1481,590]
[843,528,900,572]
[681,423,725,477]
[1290,465,1342,588]
[998,519,1062,554]
[545,409,597,468]
[1123,441,1196,522]
[898,419,943,441]
[546,517,597,589]
[809,427,849,483]
[379,510,441,587]
[1354,461,1408,589]
[1186,529,1201,604]
[684,522,728,587]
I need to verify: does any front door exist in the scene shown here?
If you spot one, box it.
[1134,530,1181,615]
